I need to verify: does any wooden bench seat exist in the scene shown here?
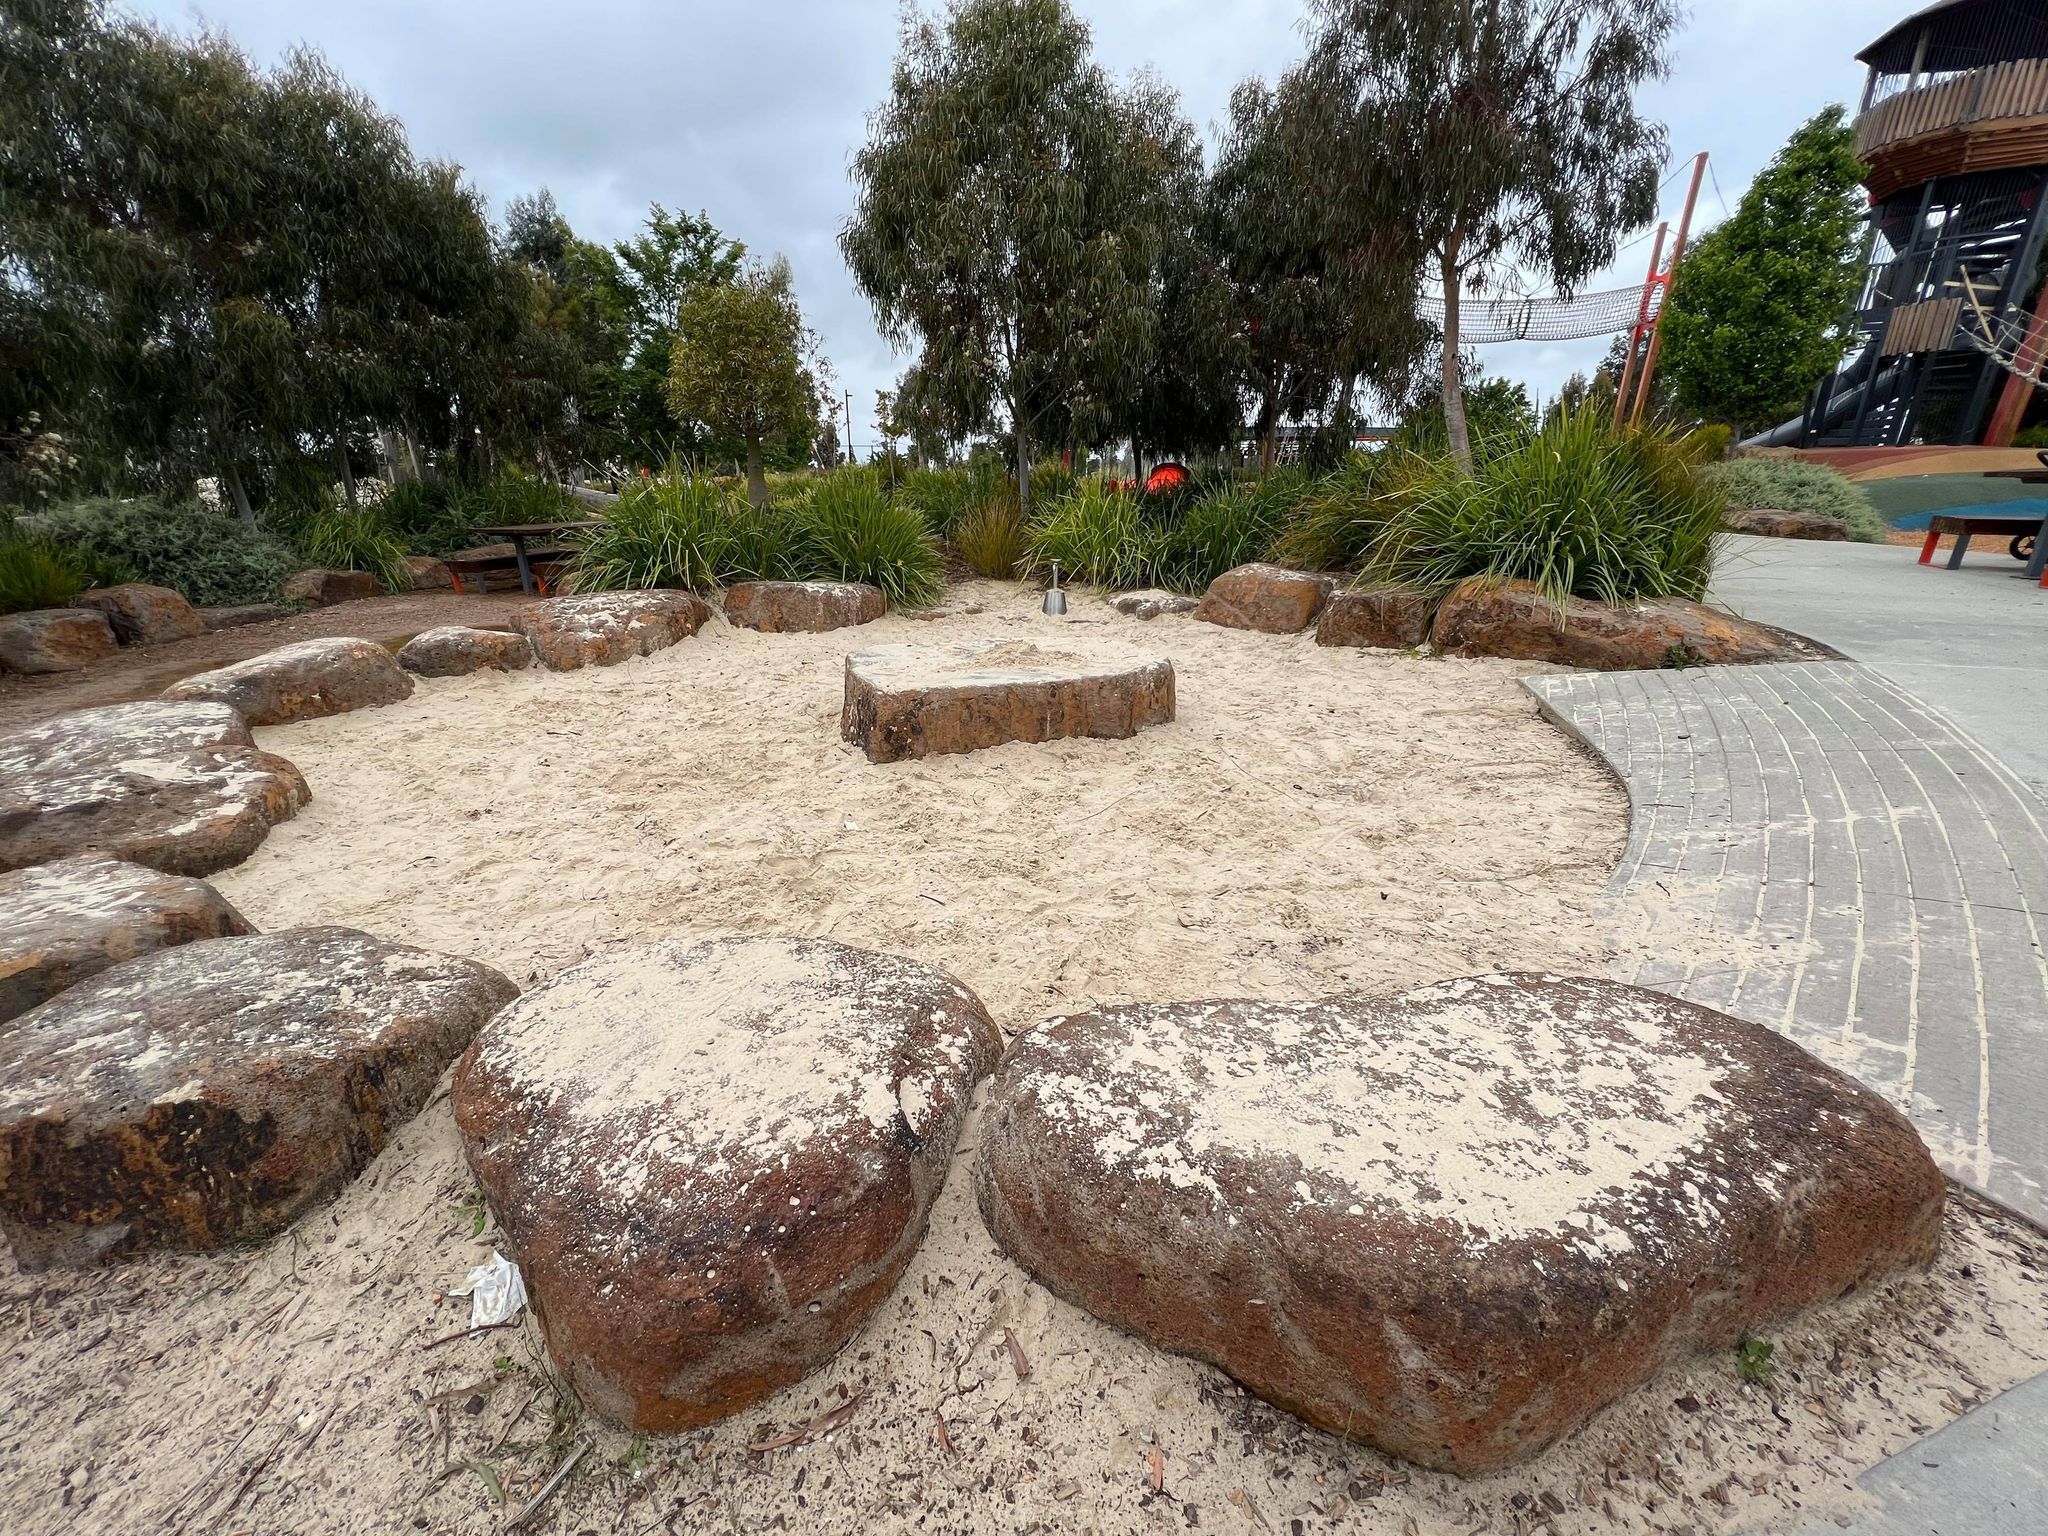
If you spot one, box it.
[1918,515,2039,571]
[448,548,574,596]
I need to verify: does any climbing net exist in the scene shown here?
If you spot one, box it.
[1416,283,1660,344]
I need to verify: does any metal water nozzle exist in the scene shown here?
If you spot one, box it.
[1042,559,1068,616]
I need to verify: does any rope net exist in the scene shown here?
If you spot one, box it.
[1416,283,1659,344]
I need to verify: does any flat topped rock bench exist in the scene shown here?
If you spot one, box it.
[723,579,885,633]
[840,640,1175,763]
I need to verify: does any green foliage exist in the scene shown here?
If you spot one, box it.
[26,496,296,605]
[2013,424,2048,450]
[1703,457,1889,542]
[294,509,409,591]
[1025,483,1156,590]
[568,470,749,592]
[951,496,1027,578]
[1151,477,1299,593]
[1660,109,1869,434]
[667,258,818,507]
[1736,1336,1775,1384]
[0,535,90,614]
[898,464,997,539]
[1271,453,1416,571]
[480,467,576,527]
[793,470,946,608]
[1367,408,1724,605]
[1683,423,1733,462]
[1391,371,1539,457]
[377,479,488,557]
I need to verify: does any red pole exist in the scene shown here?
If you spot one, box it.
[1983,282,2048,445]
[1629,152,1708,429]
[1613,221,1668,424]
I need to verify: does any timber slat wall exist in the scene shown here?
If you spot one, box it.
[1856,58,2048,160]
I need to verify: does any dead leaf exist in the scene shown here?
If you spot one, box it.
[1003,1327,1031,1380]
[746,1394,864,1453]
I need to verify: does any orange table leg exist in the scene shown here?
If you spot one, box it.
[1919,529,1940,565]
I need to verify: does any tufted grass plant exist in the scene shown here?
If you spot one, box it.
[296,508,411,592]
[567,467,748,592]
[1024,481,1156,590]
[0,534,92,614]
[794,469,946,607]
[1151,474,1303,593]
[950,493,1027,578]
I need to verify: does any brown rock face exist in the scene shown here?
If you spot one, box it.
[402,555,454,590]
[1430,579,1828,670]
[722,579,886,633]
[1314,587,1434,650]
[0,927,517,1269]
[395,626,534,677]
[0,854,254,1024]
[1192,563,1334,634]
[1723,507,1850,540]
[199,603,288,631]
[512,590,712,671]
[1110,590,1200,620]
[0,608,119,674]
[841,640,1175,763]
[75,584,207,646]
[161,637,414,725]
[282,568,381,606]
[976,974,1945,1475]
[0,701,309,876]
[453,937,1001,1430]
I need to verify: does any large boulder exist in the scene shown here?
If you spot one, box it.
[0,701,309,877]
[453,937,1001,1431]
[1723,507,1850,540]
[841,640,1175,763]
[161,637,413,725]
[0,608,119,675]
[1430,578,1829,670]
[402,555,454,591]
[512,590,712,671]
[0,853,254,1024]
[74,584,207,646]
[1110,590,1199,621]
[282,568,381,606]
[199,603,287,631]
[1314,587,1434,651]
[1192,563,1335,634]
[722,579,886,633]
[0,927,517,1269]
[976,973,1944,1475]
[395,626,533,677]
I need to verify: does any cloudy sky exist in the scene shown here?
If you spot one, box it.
[133,0,1876,449]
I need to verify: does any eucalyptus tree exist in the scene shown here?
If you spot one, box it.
[666,257,819,507]
[609,205,745,461]
[840,0,1169,513]
[1298,0,1676,468]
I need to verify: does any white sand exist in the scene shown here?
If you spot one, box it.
[6,580,2045,1534]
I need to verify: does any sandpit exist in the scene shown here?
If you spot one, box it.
[5,580,2046,1535]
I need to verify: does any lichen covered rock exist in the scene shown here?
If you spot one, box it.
[161,637,414,725]
[512,590,712,671]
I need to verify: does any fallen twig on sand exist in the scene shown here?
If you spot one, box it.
[420,1318,522,1351]
[507,1439,589,1529]
[746,1394,865,1453]
[1003,1327,1032,1381]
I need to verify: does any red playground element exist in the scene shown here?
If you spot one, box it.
[1145,462,1189,495]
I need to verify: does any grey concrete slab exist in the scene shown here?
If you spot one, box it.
[1711,535,2048,803]
[1786,1368,2048,1535]
[1527,660,2048,1226]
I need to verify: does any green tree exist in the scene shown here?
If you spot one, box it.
[608,205,744,461]
[1658,108,1867,438]
[666,258,818,507]
[840,0,1171,513]
[1297,0,1676,469]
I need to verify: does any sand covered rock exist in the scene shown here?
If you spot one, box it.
[1110,590,1199,620]
[199,603,287,631]
[512,590,712,671]
[0,608,119,674]
[75,584,207,646]
[0,927,517,1269]
[161,637,414,725]
[1723,507,1849,540]
[0,700,309,876]
[841,639,1175,763]
[396,626,533,677]
[1192,563,1334,634]
[723,579,887,633]
[0,854,254,1024]
[1315,587,1434,650]
[452,937,1002,1431]
[1431,579,1828,670]
[282,568,380,606]
[976,973,1944,1475]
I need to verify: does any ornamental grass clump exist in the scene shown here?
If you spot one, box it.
[950,493,1027,578]
[1703,457,1889,542]
[1368,408,1724,607]
[1151,474,1303,594]
[296,508,412,592]
[0,534,94,614]
[568,469,748,592]
[1025,482,1156,590]
[794,469,946,607]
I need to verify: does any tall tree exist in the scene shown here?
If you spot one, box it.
[840,0,1169,513]
[666,258,818,507]
[608,205,744,461]
[1298,0,1675,468]
[1658,108,1867,438]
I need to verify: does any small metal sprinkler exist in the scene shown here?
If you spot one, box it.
[1042,559,1068,616]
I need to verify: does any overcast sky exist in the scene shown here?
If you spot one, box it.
[133,0,1876,450]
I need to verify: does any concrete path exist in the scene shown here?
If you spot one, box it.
[1526,660,2048,1227]
[1711,535,2048,802]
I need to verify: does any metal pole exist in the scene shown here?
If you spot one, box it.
[843,390,855,467]
[1630,152,1708,429]
[1612,221,1668,425]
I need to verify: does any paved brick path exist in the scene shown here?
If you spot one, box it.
[1526,660,2048,1226]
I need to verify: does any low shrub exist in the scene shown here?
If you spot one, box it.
[1703,457,1889,542]
[25,497,297,606]
[569,470,747,592]
[0,536,90,614]
[1151,476,1300,593]
[1024,482,1155,590]
[294,508,411,592]
[899,463,999,539]
[1271,453,1413,572]
[1368,408,1724,605]
[950,495,1027,578]
[379,479,491,557]
[795,470,946,607]
[481,466,578,526]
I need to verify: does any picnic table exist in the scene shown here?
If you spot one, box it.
[462,521,600,596]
